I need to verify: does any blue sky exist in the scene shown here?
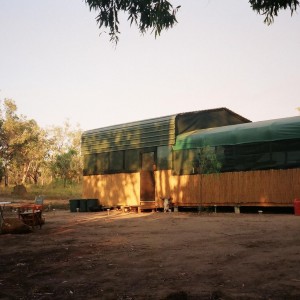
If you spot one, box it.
[0,0,299,131]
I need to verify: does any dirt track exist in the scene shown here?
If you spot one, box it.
[1,210,300,299]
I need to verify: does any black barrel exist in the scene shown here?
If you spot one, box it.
[87,199,99,211]
[69,199,80,212]
[79,199,88,212]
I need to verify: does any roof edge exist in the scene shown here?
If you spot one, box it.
[83,107,251,135]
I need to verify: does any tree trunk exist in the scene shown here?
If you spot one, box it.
[4,167,9,187]
[33,172,39,184]
[4,174,8,187]
[32,163,40,185]
[21,162,31,184]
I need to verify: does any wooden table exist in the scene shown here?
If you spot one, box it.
[1,203,44,230]
[17,204,44,229]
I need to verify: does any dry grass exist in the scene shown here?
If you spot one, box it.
[0,182,81,210]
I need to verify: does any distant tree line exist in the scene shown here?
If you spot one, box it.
[0,99,82,188]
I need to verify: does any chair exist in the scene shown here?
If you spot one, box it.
[34,195,45,209]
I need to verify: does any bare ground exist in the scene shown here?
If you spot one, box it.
[1,209,300,300]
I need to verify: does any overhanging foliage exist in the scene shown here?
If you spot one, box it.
[85,0,299,43]
[85,0,180,42]
[249,0,299,24]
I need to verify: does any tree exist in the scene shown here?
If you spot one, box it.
[14,122,49,185]
[0,99,49,186]
[196,146,222,212]
[0,160,4,184]
[85,0,299,43]
[85,0,180,43]
[197,146,222,175]
[0,99,83,187]
[47,121,82,155]
[0,114,4,183]
[51,149,79,187]
[249,0,299,25]
[0,99,23,186]
[47,121,83,186]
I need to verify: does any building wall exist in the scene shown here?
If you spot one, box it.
[83,168,300,207]
[155,169,300,206]
[83,173,140,207]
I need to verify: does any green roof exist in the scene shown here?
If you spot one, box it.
[82,115,177,154]
[81,108,250,155]
[173,116,300,150]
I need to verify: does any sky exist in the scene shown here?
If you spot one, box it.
[0,0,299,131]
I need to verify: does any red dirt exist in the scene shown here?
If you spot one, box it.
[1,210,300,299]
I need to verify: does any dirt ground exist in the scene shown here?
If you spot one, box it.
[1,209,300,300]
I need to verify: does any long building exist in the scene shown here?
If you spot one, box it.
[81,108,300,209]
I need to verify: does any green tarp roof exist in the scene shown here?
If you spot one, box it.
[81,108,250,155]
[173,116,300,150]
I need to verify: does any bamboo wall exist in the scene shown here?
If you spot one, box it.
[83,173,140,207]
[83,168,300,207]
[155,168,300,206]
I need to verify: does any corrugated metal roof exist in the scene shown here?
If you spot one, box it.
[82,114,177,154]
[81,108,251,155]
